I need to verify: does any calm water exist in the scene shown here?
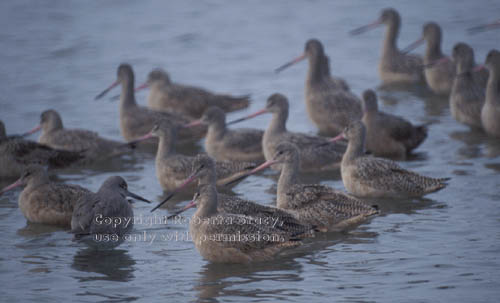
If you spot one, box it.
[1,0,500,302]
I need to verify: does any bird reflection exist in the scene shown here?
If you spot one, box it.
[71,248,135,282]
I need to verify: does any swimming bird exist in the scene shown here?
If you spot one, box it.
[94,63,206,143]
[449,43,487,129]
[403,22,455,95]
[71,176,150,250]
[275,39,362,135]
[133,68,250,119]
[127,121,256,191]
[333,121,449,198]
[185,106,265,162]
[359,89,427,159]
[152,154,316,237]
[167,155,308,263]
[468,19,500,34]
[228,93,345,172]
[0,165,91,227]
[350,8,424,85]
[0,121,83,179]
[481,49,500,137]
[26,109,133,162]
[225,142,379,232]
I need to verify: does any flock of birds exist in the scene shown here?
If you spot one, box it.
[1,8,499,263]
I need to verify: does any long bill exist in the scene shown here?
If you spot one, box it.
[21,125,42,137]
[224,159,279,187]
[401,37,425,54]
[183,120,204,128]
[125,190,151,203]
[110,83,149,101]
[95,80,119,100]
[275,53,306,73]
[226,108,268,125]
[423,56,450,69]
[328,133,345,143]
[0,178,23,196]
[123,131,154,147]
[166,200,196,219]
[349,19,383,36]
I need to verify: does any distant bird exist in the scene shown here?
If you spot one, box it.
[0,120,83,179]
[402,22,455,95]
[127,121,256,192]
[185,106,265,162]
[350,8,424,85]
[133,68,250,119]
[359,89,427,159]
[481,49,500,137]
[71,176,150,250]
[275,39,362,136]
[94,63,206,143]
[449,43,488,129]
[0,165,91,227]
[228,93,345,172]
[333,121,449,198]
[226,142,379,232]
[26,109,134,162]
[468,19,500,34]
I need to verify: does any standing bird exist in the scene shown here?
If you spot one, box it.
[225,142,379,232]
[332,121,449,198]
[185,106,265,163]
[403,22,455,95]
[163,155,309,263]
[26,109,133,162]
[350,8,424,85]
[133,68,250,119]
[359,89,427,159]
[94,63,206,143]
[0,121,83,179]
[275,39,362,136]
[228,93,345,172]
[127,121,256,192]
[71,176,150,250]
[0,165,91,227]
[152,154,316,238]
[481,49,500,137]
[449,43,488,129]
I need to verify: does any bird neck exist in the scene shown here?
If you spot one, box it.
[268,109,288,134]
[383,21,399,53]
[344,134,365,163]
[486,67,500,105]
[277,158,299,209]
[194,183,218,218]
[206,120,226,141]
[156,135,176,159]
[307,54,326,85]
[456,57,475,75]
[425,39,443,61]
[120,78,137,109]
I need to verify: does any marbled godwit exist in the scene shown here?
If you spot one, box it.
[359,89,427,159]
[468,19,500,34]
[26,109,133,162]
[275,39,362,135]
[0,121,83,179]
[71,176,150,250]
[94,63,206,143]
[450,43,487,129]
[127,121,256,191]
[165,155,309,263]
[481,49,500,137]
[133,68,250,119]
[228,93,345,172]
[226,142,378,232]
[185,106,264,162]
[403,22,455,95]
[152,154,316,237]
[350,8,424,85]
[0,165,91,227]
[333,121,449,198]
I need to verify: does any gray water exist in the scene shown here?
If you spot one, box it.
[1,0,500,302]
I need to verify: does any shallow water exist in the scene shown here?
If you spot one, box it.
[1,0,500,302]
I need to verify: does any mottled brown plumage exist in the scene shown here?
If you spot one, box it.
[0,165,91,227]
[95,63,206,143]
[339,121,449,198]
[0,121,83,179]
[141,68,250,119]
[361,90,427,159]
